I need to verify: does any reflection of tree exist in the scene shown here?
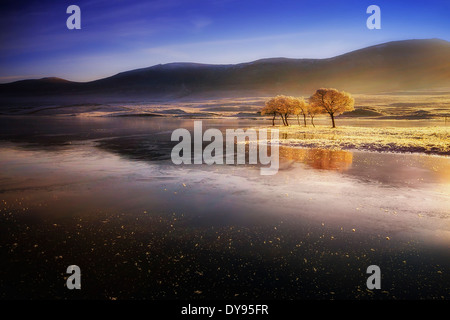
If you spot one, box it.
[280,147,353,171]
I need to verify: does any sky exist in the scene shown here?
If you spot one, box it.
[0,0,449,83]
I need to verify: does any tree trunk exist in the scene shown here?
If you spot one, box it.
[330,113,336,128]
[272,114,275,126]
[284,114,289,126]
[297,115,300,126]
[303,113,307,127]
[311,116,316,127]
[280,114,286,126]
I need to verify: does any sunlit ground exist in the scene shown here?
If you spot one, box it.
[3,90,450,120]
[261,125,450,155]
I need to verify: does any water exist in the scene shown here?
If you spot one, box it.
[0,116,448,299]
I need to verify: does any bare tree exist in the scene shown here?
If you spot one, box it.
[309,88,354,128]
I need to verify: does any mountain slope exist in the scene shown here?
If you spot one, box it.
[1,39,449,99]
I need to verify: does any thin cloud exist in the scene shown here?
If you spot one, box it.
[190,17,213,30]
[144,31,314,52]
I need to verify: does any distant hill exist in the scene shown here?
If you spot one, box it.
[1,39,450,101]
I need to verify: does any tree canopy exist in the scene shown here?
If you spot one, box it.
[309,88,354,128]
[261,89,354,127]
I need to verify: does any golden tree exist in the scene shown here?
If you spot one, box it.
[261,98,278,126]
[309,88,354,128]
[262,95,292,126]
[290,97,310,127]
[307,102,324,127]
[275,95,292,126]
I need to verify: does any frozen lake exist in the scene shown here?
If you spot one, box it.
[0,116,448,299]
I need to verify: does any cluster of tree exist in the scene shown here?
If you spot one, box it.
[261,88,355,128]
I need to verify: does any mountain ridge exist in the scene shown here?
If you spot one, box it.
[1,38,450,100]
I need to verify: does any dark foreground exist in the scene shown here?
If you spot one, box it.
[0,116,449,300]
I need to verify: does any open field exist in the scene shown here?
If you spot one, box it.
[346,91,450,119]
[257,125,450,156]
[1,89,450,121]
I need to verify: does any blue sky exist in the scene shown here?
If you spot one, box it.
[0,0,449,83]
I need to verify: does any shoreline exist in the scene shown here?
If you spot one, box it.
[251,124,450,156]
[0,114,448,156]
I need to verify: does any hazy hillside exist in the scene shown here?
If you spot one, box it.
[1,39,449,102]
